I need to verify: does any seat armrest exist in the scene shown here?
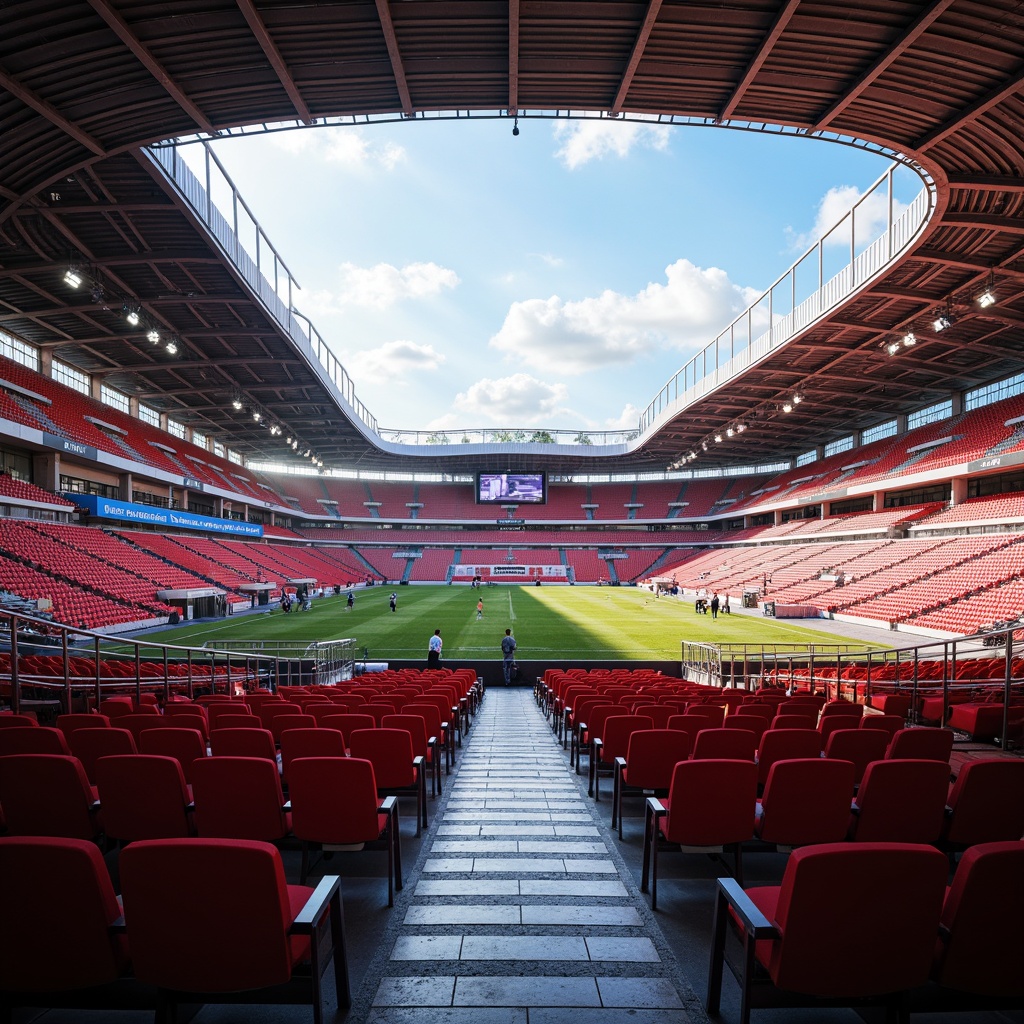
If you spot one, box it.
[593,738,604,756]
[412,755,425,769]
[291,874,342,934]
[428,735,437,746]
[282,800,292,811]
[614,756,627,770]
[380,795,398,813]
[715,876,777,939]
[646,796,666,818]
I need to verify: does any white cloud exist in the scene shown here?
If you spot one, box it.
[305,261,459,311]
[531,252,565,268]
[605,403,641,432]
[489,259,757,375]
[347,340,445,381]
[553,119,671,170]
[788,185,910,252]
[447,374,570,425]
[268,126,406,171]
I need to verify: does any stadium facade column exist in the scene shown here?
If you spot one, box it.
[119,471,132,502]
[32,451,59,493]
[951,477,968,505]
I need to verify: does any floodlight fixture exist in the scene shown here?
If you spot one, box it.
[147,328,160,344]
[63,267,83,288]
[902,331,917,347]
[714,433,722,443]
[782,401,793,413]
[232,397,243,411]
[726,427,734,437]
[164,340,178,355]
[977,287,996,307]
[736,422,746,433]
[252,410,262,422]
[701,441,708,451]
[792,393,803,405]
[886,341,901,356]
[932,314,952,332]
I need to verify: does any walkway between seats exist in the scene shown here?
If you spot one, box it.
[360,686,704,1024]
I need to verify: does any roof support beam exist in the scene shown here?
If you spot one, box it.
[941,212,1024,234]
[235,0,313,124]
[945,173,1024,193]
[86,0,215,135]
[718,0,800,123]
[610,0,663,116]
[508,0,519,114]
[0,64,106,156]
[375,0,414,116]
[812,0,956,132]
[915,63,1024,152]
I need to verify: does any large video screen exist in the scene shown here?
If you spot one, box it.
[476,472,547,504]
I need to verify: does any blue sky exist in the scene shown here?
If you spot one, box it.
[191,118,920,435]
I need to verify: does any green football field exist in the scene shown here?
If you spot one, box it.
[129,585,883,662]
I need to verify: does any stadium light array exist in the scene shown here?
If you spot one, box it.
[63,266,83,288]
[977,282,997,307]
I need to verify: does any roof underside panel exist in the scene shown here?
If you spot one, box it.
[0,0,1022,473]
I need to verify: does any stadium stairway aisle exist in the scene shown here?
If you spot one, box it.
[358,687,703,1024]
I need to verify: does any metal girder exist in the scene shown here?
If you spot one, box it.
[611,0,663,116]
[235,0,312,124]
[375,0,414,117]
[508,0,520,114]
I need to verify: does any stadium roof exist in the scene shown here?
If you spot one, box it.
[1,0,1023,475]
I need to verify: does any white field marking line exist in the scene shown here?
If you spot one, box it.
[508,590,516,622]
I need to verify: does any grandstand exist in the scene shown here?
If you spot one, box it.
[1,6,1023,1024]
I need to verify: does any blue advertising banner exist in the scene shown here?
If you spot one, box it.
[67,494,263,537]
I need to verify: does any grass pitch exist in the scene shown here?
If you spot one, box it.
[131,585,881,662]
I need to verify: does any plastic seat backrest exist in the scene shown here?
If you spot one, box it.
[320,714,376,748]
[858,714,904,737]
[771,714,817,731]
[758,842,948,996]
[622,728,691,788]
[0,726,69,755]
[209,727,277,761]
[348,727,416,788]
[67,727,137,783]
[279,728,345,777]
[886,727,954,763]
[596,715,654,764]
[119,838,303,992]
[382,714,433,759]
[56,713,111,738]
[942,758,1024,845]
[0,836,127,990]
[96,753,193,840]
[756,729,824,786]
[757,757,856,845]
[288,756,384,844]
[683,704,726,728]
[361,703,398,727]
[190,756,289,840]
[933,841,1024,996]
[0,753,99,838]
[824,728,890,787]
[850,759,953,843]
[256,702,301,729]
[138,726,208,785]
[692,727,757,761]
[267,713,317,744]
[662,759,757,845]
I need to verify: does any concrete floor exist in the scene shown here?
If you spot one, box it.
[11,686,1023,1024]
